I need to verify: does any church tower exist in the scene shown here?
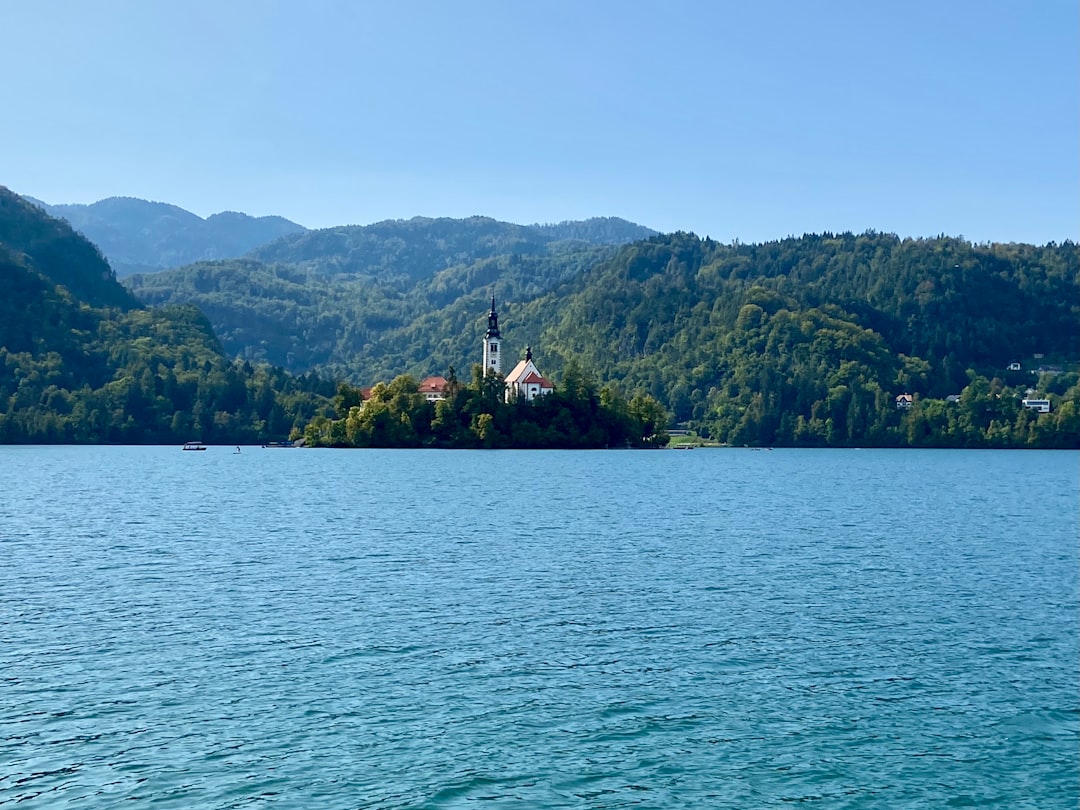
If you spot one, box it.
[482,294,501,374]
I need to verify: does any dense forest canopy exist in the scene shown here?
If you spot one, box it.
[5,184,1079,448]
[125,219,1079,447]
[522,232,1079,446]
[303,365,670,450]
[527,217,658,245]
[0,187,333,444]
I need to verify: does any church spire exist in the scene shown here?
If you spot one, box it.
[482,293,502,374]
[485,294,500,338]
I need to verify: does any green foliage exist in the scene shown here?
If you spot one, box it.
[0,188,333,444]
[525,232,1078,447]
[528,217,658,245]
[125,244,618,380]
[0,306,334,445]
[0,187,137,309]
[127,225,1079,448]
[15,186,1077,450]
[303,366,670,450]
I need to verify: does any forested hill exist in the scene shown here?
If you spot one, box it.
[25,195,307,277]
[128,227,1080,447]
[0,188,137,311]
[531,231,1079,388]
[528,217,658,245]
[0,187,331,443]
[126,216,622,373]
[521,231,1079,445]
[5,180,1079,447]
[246,215,653,283]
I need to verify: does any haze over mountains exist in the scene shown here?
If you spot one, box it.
[25,196,308,277]
[29,194,658,279]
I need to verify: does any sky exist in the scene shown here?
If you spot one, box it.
[3,0,1077,244]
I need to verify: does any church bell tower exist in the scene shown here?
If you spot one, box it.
[482,295,501,374]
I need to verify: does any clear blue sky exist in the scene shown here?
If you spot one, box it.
[4,0,1077,244]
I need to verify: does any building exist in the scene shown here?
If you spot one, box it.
[504,347,555,402]
[418,376,448,402]
[482,295,501,374]
[480,298,555,402]
[895,393,914,409]
[1007,361,1022,371]
[1021,398,1051,413]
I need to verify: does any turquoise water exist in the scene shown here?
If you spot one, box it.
[1,447,1077,808]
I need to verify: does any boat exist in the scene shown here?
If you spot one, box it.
[182,441,207,451]
[261,440,295,448]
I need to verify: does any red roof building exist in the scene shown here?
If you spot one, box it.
[504,347,554,402]
[418,375,449,401]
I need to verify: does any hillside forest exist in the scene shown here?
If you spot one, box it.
[4,184,1079,448]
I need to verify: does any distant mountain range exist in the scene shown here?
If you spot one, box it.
[23,194,658,279]
[23,196,308,277]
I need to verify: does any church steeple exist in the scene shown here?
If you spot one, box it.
[482,294,502,374]
[485,294,500,338]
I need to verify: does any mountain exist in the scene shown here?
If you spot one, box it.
[529,217,658,245]
[126,215,631,373]
[5,182,1078,447]
[0,189,138,312]
[249,215,605,284]
[514,231,1077,448]
[126,224,1080,447]
[0,186,330,443]
[26,195,307,277]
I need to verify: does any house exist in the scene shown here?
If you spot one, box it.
[504,347,555,402]
[1021,398,1051,413]
[895,393,914,409]
[945,394,962,403]
[1007,361,1022,371]
[418,376,448,402]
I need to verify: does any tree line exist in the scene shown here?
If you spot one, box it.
[302,363,670,449]
[4,184,1078,448]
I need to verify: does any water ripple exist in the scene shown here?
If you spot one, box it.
[0,447,1076,808]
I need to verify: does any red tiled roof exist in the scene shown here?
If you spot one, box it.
[418,375,448,393]
[520,371,552,387]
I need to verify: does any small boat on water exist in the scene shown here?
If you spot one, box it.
[262,440,295,448]
[182,441,207,451]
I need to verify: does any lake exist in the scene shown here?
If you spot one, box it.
[1,446,1077,808]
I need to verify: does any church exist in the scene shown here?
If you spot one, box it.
[481,296,554,402]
